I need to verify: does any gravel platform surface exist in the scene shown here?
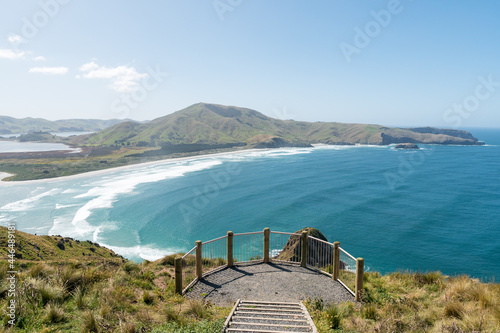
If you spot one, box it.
[185,262,355,306]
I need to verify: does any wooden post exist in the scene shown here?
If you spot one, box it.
[227,231,234,267]
[333,241,340,280]
[301,230,308,268]
[196,240,202,280]
[355,257,364,302]
[174,257,182,294]
[263,228,270,263]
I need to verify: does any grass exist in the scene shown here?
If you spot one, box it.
[305,271,500,332]
[0,226,123,261]
[44,304,65,324]
[0,256,230,332]
[0,227,230,332]
[1,228,498,332]
[5,257,497,332]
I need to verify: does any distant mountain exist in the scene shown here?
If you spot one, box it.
[82,103,483,148]
[85,103,480,148]
[0,116,127,135]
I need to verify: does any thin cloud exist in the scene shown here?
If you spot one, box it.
[8,35,23,44]
[0,49,25,59]
[78,60,148,92]
[1,35,26,59]
[32,56,46,61]
[29,66,69,75]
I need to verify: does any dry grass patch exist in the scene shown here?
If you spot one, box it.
[306,271,500,333]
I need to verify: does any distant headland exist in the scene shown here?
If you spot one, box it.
[0,103,484,181]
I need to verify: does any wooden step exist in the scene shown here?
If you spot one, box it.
[223,300,317,333]
[237,307,303,314]
[227,329,309,333]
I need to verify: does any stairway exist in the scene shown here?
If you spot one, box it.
[223,300,318,333]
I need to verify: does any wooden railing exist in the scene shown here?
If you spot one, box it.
[175,227,365,301]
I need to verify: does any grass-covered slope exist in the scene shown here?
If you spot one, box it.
[0,117,126,135]
[84,103,299,147]
[0,228,228,332]
[0,226,121,261]
[306,271,500,332]
[82,103,483,147]
[0,227,498,332]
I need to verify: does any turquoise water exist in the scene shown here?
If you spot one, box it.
[0,128,498,280]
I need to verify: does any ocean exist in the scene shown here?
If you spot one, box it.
[0,128,498,280]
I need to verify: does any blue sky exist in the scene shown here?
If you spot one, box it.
[0,0,499,128]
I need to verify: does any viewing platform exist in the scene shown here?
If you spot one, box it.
[175,228,364,305]
[185,261,354,306]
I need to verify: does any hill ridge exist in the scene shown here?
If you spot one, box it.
[0,116,128,135]
[83,103,483,148]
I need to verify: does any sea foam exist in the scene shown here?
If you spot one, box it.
[0,188,60,212]
[70,159,222,238]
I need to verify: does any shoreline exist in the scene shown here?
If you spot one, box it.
[0,141,490,185]
[0,172,14,182]
[0,148,265,185]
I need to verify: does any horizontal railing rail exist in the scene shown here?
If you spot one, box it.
[174,227,364,301]
[201,235,227,275]
[269,231,302,264]
[233,231,264,263]
[306,235,335,275]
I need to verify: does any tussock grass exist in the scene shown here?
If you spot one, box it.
[158,254,177,266]
[81,310,99,332]
[44,303,65,324]
[0,255,228,331]
[73,286,86,309]
[123,261,140,274]
[121,321,137,333]
[29,263,53,279]
[2,229,497,333]
[306,271,500,333]
[142,290,155,305]
[183,300,213,320]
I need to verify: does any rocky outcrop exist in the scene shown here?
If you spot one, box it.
[275,227,345,269]
[395,143,420,149]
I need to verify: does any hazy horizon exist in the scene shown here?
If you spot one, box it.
[2,103,499,132]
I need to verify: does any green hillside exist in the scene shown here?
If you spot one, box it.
[83,103,483,147]
[0,226,227,332]
[0,226,122,261]
[0,227,498,332]
[0,116,127,135]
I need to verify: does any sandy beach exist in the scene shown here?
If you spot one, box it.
[0,172,13,182]
[0,148,265,186]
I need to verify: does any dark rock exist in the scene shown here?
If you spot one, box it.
[395,143,420,149]
[56,240,65,250]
